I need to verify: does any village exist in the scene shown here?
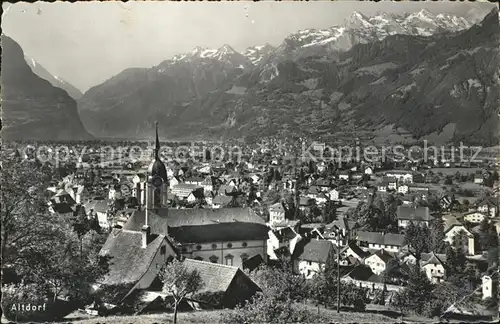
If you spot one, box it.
[4,127,499,322]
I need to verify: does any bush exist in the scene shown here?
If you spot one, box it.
[1,284,77,322]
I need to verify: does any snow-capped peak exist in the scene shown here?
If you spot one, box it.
[345,11,373,28]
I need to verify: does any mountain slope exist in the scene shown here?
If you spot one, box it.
[1,36,93,141]
[24,56,83,99]
[78,9,499,145]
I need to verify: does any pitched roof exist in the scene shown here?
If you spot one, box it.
[168,223,269,243]
[99,229,171,286]
[124,207,266,233]
[344,265,380,283]
[397,206,432,221]
[356,231,405,247]
[212,195,234,205]
[342,242,370,259]
[443,215,464,233]
[368,249,394,264]
[52,202,74,214]
[294,239,335,263]
[420,252,445,267]
[182,259,243,295]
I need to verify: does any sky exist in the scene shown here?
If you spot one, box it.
[2,1,495,93]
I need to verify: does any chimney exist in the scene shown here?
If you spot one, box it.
[142,225,151,248]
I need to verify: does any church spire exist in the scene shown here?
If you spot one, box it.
[154,121,160,159]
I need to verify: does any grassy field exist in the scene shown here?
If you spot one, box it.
[64,307,435,324]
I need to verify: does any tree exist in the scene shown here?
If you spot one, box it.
[158,258,204,324]
[228,262,311,323]
[391,265,434,315]
[429,218,446,253]
[1,149,110,313]
[404,222,430,261]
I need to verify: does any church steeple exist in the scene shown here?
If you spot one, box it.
[147,121,168,183]
[154,121,160,160]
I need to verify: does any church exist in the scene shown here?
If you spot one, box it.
[122,122,269,268]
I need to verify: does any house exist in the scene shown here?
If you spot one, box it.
[123,207,269,268]
[385,171,414,184]
[397,206,432,228]
[476,197,498,217]
[340,242,370,265]
[364,166,374,175]
[267,226,302,261]
[328,188,340,201]
[474,174,484,184]
[356,231,406,253]
[398,184,409,195]
[342,265,403,293]
[443,215,475,255]
[482,271,498,300]
[181,259,261,309]
[419,252,446,283]
[211,195,234,209]
[48,202,75,218]
[338,171,350,181]
[463,211,488,224]
[85,198,110,230]
[408,185,429,194]
[96,227,178,306]
[323,217,359,246]
[269,202,287,227]
[293,238,336,279]
[171,184,203,200]
[184,176,205,186]
[186,190,205,204]
[364,249,394,275]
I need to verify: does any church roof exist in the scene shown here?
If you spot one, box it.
[99,229,173,286]
[123,207,268,242]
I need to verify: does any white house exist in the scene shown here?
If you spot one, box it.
[267,226,302,261]
[476,197,498,217]
[364,249,394,275]
[386,171,414,184]
[397,206,432,228]
[269,202,287,226]
[329,189,340,201]
[463,211,488,224]
[356,231,406,254]
[482,272,498,300]
[420,252,446,283]
[443,215,475,255]
[364,166,374,175]
[294,239,336,279]
[398,185,409,195]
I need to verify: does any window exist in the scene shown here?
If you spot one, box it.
[225,254,234,266]
[209,255,219,264]
[196,245,202,250]
[212,244,217,249]
[160,246,166,255]
[242,242,248,247]
[227,243,233,248]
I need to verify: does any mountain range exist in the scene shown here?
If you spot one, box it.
[1,35,92,141]
[3,9,499,145]
[77,9,500,145]
[24,56,83,100]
